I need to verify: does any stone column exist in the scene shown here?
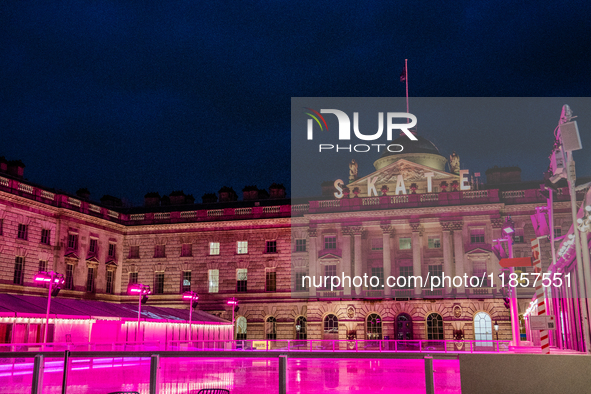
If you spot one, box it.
[353,226,363,296]
[441,221,454,295]
[410,222,423,297]
[341,227,353,296]
[451,221,465,294]
[381,224,394,296]
[308,228,318,297]
[491,218,503,291]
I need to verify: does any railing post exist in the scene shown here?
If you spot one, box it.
[332,340,335,352]
[31,354,44,394]
[61,350,70,394]
[278,355,287,394]
[149,354,160,394]
[424,356,434,394]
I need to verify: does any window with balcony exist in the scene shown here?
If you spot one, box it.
[399,237,411,250]
[295,239,306,252]
[181,243,192,257]
[266,240,277,253]
[428,265,443,287]
[210,242,220,255]
[371,267,384,288]
[324,264,337,289]
[182,271,191,293]
[472,262,488,286]
[399,266,413,289]
[324,236,337,250]
[41,229,51,245]
[236,269,247,292]
[266,271,276,292]
[237,241,248,254]
[154,273,164,294]
[428,237,441,249]
[13,257,24,285]
[129,246,140,259]
[17,224,28,240]
[154,244,166,258]
[208,269,219,293]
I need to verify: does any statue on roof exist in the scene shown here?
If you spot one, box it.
[449,152,460,175]
[349,159,358,182]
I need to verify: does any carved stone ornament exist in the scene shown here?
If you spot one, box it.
[491,218,504,229]
[307,228,318,238]
[440,221,453,232]
[380,224,394,235]
[347,305,356,319]
[409,222,424,235]
[450,221,463,231]
[453,305,462,318]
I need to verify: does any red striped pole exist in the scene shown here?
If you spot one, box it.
[532,238,550,354]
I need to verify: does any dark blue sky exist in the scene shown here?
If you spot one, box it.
[2,1,591,205]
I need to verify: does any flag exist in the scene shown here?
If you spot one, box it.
[400,64,406,82]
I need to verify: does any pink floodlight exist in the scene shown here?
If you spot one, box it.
[128,284,151,295]
[227,299,238,306]
[182,292,198,300]
[34,271,65,285]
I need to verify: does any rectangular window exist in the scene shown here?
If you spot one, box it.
[209,242,220,255]
[470,229,485,244]
[399,237,412,250]
[0,219,3,235]
[266,240,277,253]
[324,265,337,289]
[428,265,443,288]
[472,262,488,286]
[154,273,164,294]
[554,228,562,238]
[324,236,337,250]
[237,241,248,254]
[129,246,140,259]
[295,272,308,292]
[399,266,413,289]
[67,233,78,250]
[108,243,116,257]
[13,257,24,285]
[514,229,524,243]
[208,269,219,293]
[38,260,47,272]
[154,244,166,258]
[371,238,383,251]
[266,271,277,292]
[371,267,384,288]
[181,243,192,257]
[86,267,95,292]
[295,239,306,252]
[428,237,441,249]
[236,269,247,292]
[41,229,51,245]
[89,238,98,254]
[182,271,191,293]
[65,264,74,290]
[17,224,28,240]
[106,271,114,294]
[129,272,138,285]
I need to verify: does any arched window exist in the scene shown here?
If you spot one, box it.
[295,316,307,340]
[236,316,247,340]
[395,313,413,340]
[473,312,492,341]
[266,316,277,339]
[366,313,382,340]
[323,314,339,339]
[426,313,444,340]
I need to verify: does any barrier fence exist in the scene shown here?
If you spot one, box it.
[0,339,511,353]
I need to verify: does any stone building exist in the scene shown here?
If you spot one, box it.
[0,139,583,344]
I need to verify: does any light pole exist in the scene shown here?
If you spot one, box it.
[502,216,521,346]
[227,298,238,339]
[494,321,499,341]
[182,291,199,341]
[128,284,150,342]
[33,271,65,346]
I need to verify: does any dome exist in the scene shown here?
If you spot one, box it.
[373,134,447,171]
[380,135,440,158]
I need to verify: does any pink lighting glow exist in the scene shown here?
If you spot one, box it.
[127,284,151,295]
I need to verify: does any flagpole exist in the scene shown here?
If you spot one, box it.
[405,59,409,114]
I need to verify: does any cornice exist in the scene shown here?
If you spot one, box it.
[125,217,292,235]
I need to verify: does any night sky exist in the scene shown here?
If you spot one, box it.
[2,2,591,205]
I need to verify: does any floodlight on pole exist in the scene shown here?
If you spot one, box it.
[182,291,199,340]
[128,283,151,341]
[227,298,239,339]
[33,271,65,346]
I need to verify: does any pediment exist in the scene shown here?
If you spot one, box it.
[465,246,492,257]
[348,159,456,187]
